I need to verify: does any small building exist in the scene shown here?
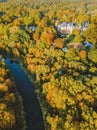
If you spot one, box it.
[28,25,36,31]
[62,47,68,52]
[77,44,83,49]
[82,41,93,48]
[84,21,89,27]
[55,20,89,37]
[56,22,75,35]
[68,42,83,50]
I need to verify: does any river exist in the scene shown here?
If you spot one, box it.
[5,58,45,130]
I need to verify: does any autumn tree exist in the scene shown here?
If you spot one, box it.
[53,38,64,49]
[79,50,86,59]
[83,23,97,45]
[88,48,97,63]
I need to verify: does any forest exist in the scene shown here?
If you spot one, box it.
[0,0,97,130]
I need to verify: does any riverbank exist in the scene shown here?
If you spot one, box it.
[5,58,45,130]
[19,61,48,129]
[0,59,26,130]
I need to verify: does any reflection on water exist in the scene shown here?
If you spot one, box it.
[5,58,45,130]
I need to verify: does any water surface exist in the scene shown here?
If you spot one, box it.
[5,58,45,130]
